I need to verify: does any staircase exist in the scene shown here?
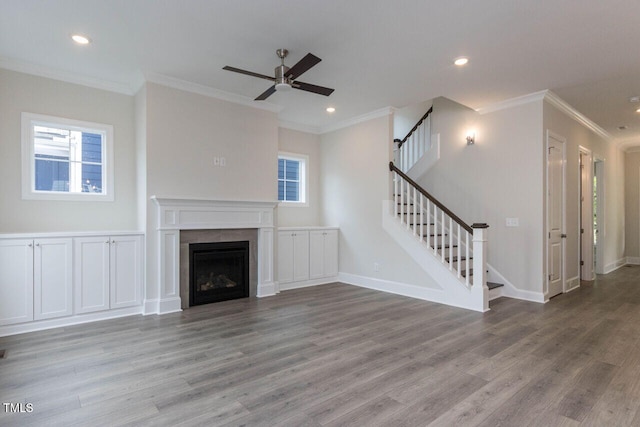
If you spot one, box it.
[385,106,503,311]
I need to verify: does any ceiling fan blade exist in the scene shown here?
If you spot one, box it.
[284,53,321,80]
[292,81,335,96]
[223,66,274,82]
[255,85,277,101]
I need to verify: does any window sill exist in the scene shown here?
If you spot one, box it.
[278,201,309,208]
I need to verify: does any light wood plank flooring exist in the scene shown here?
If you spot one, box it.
[2,266,640,426]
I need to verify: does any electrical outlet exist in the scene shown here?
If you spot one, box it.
[374,262,379,272]
[506,218,519,227]
[220,157,226,167]
[213,156,220,166]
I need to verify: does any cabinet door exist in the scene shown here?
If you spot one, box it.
[277,232,294,284]
[34,238,73,320]
[0,239,34,325]
[74,236,110,314]
[323,230,339,277]
[292,231,310,282]
[309,231,325,280]
[110,235,143,309]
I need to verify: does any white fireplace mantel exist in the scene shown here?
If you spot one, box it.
[150,196,279,314]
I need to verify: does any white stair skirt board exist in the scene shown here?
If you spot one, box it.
[486,263,545,303]
[381,200,488,312]
[406,134,440,180]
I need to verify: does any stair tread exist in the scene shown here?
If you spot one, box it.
[487,282,504,290]
[436,244,458,249]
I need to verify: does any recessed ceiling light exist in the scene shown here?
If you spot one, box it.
[618,126,628,130]
[71,34,91,45]
[636,108,640,113]
[326,107,336,113]
[454,57,469,66]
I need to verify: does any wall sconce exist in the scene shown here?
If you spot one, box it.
[466,131,475,145]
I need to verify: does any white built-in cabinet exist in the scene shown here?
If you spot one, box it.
[309,230,339,279]
[0,233,143,328]
[0,238,72,326]
[278,227,338,288]
[74,235,143,314]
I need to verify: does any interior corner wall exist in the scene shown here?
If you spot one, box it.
[277,127,321,227]
[625,151,640,258]
[418,97,544,294]
[543,101,626,275]
[0,68,138,233]
[319,114,440,289]
[143,82,279,301]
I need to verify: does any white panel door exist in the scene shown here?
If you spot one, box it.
[0,239,34,326]
[309,231,325,279]
[34,238,73,320]
[110,235,143,309]
[277,231,294,284]
[547,132,565,298]
[74,236,110,314]
[292,231,310,282]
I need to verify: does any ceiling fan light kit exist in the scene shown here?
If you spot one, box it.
[223,48,334,100]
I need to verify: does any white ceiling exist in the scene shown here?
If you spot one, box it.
[1,0,639,142]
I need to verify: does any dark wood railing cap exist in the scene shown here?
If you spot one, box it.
[471,223,489,229]
[389,161,474,234]
[397,106,433,147]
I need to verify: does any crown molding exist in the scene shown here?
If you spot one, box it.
[476,90,547,115]
[145,72,282,114]
[542,90,610,140]
[617,137,640,152]
[319,106,395,134]
[278,120,321,135]
[479,89,610,141]
[0,56,135,95]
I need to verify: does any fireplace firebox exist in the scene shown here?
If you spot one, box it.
[189,241,250,306]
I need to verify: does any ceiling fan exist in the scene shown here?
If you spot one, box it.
[223,49,334,101]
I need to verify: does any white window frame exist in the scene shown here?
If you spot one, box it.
[21,112,114,201]
[278,152,308,207]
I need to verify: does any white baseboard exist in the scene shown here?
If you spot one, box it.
[158,297,182,314]
[143,298,159,315]
[338,272,474,308]
[257,281,278,297]
[626,257,640,265]
[486,263,546,303]
[279,277,338,291]
[604,258,627,274]
[565,275,580,293]
[0,306,143,337]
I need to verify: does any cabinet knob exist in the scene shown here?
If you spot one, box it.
[111,240,116,244]
[35,243,40,247]
[28,243,33,247]
[106,241,110,244]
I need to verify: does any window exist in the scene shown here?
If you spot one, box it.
[22,113,114,201]
[278,153,307,205]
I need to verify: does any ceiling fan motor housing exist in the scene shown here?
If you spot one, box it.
[275,64,292,91]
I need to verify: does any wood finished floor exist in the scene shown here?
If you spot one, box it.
[2,267,640,426]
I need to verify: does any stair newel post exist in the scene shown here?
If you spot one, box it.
[471,223,490,312]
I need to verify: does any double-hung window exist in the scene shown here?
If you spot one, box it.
[278,153,307,205]
[22,113,114,201]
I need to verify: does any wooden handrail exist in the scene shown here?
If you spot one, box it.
[397,106,433,148]
[389,161,473,234]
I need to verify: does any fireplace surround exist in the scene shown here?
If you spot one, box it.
[150,197,278,314]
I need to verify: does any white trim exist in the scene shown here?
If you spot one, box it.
[604,258,627,274]
[543,91,610,140]
[21,112,115,202]
[578,146,594,281]
[477,90,547,114]
[0,56,135,95]
[337,272,455,307]
[486,263,546,303]
[626,257,640,265]
[320,107,394,134]
[545,130,567,298]
[478,90,610,141]
[0,230,143,239]
[278,152,309,206]
[278,120,321,135]
[565,275,581,293]
[0,306,142,337]
[145,72,282,114]
[279,276,338,291]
